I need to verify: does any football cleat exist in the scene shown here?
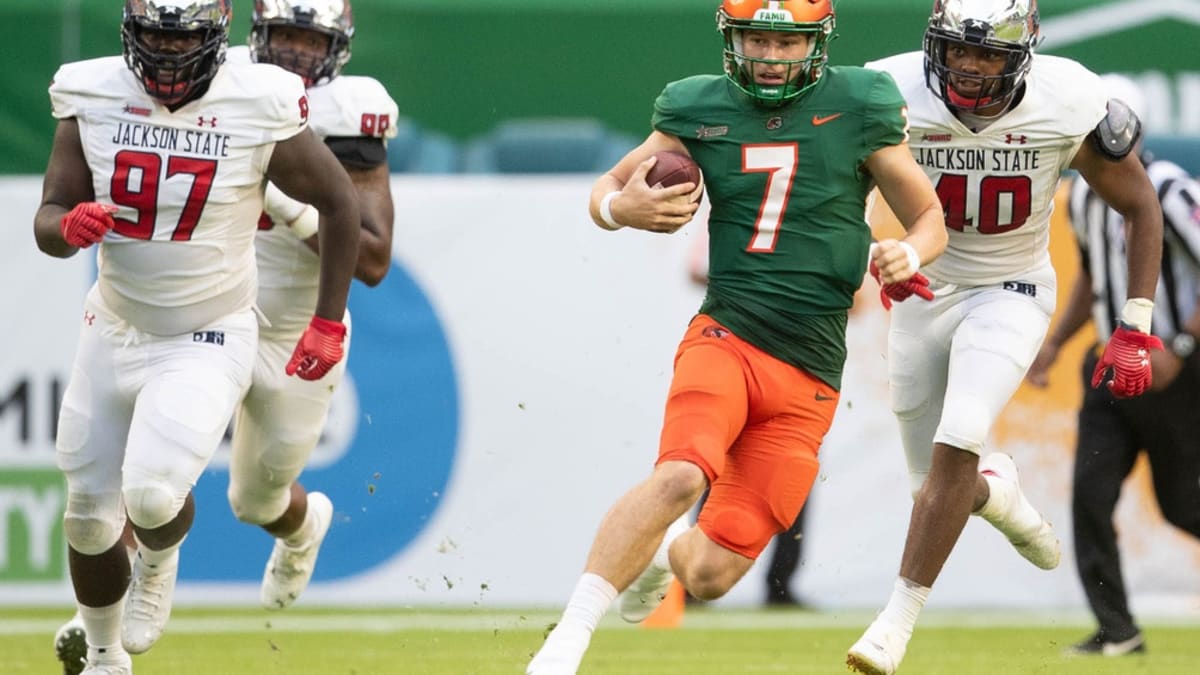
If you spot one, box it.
[261,491,334,610]
[1064,631,1146,657]
[122,549,179,654]
[976,453,1060,570]
[54,612,87,675]
[847,618,909,675]
[81,647,132,675]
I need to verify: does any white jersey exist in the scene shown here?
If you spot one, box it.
[225,47,399,336]
[867,51,1108,285]
[50,55,308,336]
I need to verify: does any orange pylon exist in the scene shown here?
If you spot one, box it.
[641,579,685,628]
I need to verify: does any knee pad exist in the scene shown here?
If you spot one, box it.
[934,394,990,455]
[123,483,181,530]
[227,480,290,526]
[698,501,772,560]
[62,494,124,556]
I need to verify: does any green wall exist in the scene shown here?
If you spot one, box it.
[3,1,1197,174]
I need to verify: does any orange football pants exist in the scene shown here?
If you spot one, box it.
[657,314,838,559]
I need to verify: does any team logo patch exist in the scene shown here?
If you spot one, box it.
[1002,281,1037,297]
[923,133,952,142]
[766,116,784,130]
[696,124,729,139]
[192,330,226,345]
[123,104,152,117]
[702,326,730,339]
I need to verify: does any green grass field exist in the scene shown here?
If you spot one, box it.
[2,606,1193,674]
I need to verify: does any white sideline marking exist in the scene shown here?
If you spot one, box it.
[0,609,1131,636]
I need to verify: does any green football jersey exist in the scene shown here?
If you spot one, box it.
[653,67,908,389]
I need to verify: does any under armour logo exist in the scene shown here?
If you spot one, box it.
[83,311,95,326]
[1005,134,1028,145]
[198,116,218,128]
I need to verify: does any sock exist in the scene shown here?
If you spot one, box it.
[877,577,930,637]
[528,574,617,673]
[79,600,125,651]
[559,572,618,633]
[283,499,319,547]
[133,534,183,569]
[656,513,690,572]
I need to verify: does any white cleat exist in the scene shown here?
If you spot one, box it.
[261,492,334,610]
[81,647,132,675]
[977,453,1060,570]
[54,612,87,675]
[618,515,688,623]
[847,618,909,675]
[122,549,179,654]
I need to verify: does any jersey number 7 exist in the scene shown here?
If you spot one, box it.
[110,150,217,241]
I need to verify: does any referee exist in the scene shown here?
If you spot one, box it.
[1026,75,1200,657]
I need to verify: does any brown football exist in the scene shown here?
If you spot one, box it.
[646,150,703,202]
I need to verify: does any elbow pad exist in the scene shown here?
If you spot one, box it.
[1090,98,1142,161]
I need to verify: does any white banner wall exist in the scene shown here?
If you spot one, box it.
[1,176,1197,613]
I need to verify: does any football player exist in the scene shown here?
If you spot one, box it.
[36,1,360,673]
[528,1,947,673]
[849,2,1163,673]
[227,0,397,614]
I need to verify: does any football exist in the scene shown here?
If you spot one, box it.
[646,150,703,203]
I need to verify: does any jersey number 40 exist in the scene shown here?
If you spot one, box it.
[936,173,1032,234]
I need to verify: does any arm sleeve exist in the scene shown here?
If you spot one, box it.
[325,136,387,168]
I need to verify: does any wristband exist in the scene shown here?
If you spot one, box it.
[599,191,625,230]
[1120,297,1154,334]
[898,241,921,274]
[287,205,320,240]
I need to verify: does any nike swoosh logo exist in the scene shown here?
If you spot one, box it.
[812,113,842,126]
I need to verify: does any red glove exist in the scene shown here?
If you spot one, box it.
[869,260,934,310]
[1090,324,1163,398]
[286,316,347,381]
[60,203,118,248]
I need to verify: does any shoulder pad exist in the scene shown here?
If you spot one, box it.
[1090,97,1142,161]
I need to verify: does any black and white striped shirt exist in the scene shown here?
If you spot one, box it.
[1068,157,1200,342]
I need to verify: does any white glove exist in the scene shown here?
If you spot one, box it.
[264,182,319,239]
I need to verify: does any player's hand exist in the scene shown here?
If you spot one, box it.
[869,259,933,310]
[612,156,699,234]
[1090,324,1163,398]
[60,202,118,248]
[286,316,347,381]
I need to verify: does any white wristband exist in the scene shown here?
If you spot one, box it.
[1120,297,1154,334]
[287,205,320,240]
[898,241,921,274]
[598,191,625,230]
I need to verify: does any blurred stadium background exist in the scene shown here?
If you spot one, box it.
[1,1,1198,672]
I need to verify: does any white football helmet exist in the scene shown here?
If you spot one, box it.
[250,0,354,86]
[121,0,231,106]
[923,0,1041,111]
